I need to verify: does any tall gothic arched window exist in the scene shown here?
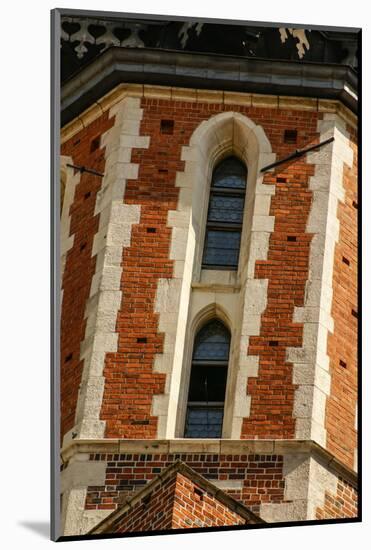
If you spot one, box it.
[184,319,231,438]
[202,156,247,269]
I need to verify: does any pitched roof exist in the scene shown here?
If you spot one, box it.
[89,460,264,534]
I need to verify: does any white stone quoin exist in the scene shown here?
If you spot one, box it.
[288,114,354,448]
[60,156,80,304]
[62,97,150,447]
[61,97,151,535]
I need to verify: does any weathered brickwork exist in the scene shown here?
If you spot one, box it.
[112,474,176,532]
[326,126,358,469]
[97,97,320,439]
[316,477,357,519]
[100,98,185,438]
[60,112,115,440]
[171,472,247,529]
[245,121,318,439]
[84,452,285,515]
[108,472,247,533]
[59,91,358,534]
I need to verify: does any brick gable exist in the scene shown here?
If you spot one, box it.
[89,461,263,534]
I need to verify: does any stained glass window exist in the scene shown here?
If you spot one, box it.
[203,230,241,267]
[202,156,247,269]
[192,319,230,361]
[185,408,224,439]
[184,320,231,438]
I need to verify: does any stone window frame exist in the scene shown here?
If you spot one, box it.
[154,110,277,439]
[184,316,232,438]
[176,305,234,438]
[185,112,275,286]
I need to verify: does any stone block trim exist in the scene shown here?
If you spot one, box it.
[84,452,286,516]
[305,454,358,521]
[325,124,358,470]
[316,477,358,519]
[68,97,149,443]
[286,114,356,457]
[242,110,320,440]
[60,112,115,442]
[99,98,185,439]
[259,453,311,522]
[61,454,110,536]
[60,156,80,299]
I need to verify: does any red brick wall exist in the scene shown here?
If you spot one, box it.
[98,97,320,439]
[106,472,247,533]
[100,99,183,438]
[110,474,176,533]
[325,127,358,469]
[245,128,317,439]
[61,97,357,451]
[84,452,285,515]
[171,473,246,529]
[316,477,358,519]
[60,113,114,441]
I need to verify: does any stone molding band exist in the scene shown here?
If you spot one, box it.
[61,438,357,487]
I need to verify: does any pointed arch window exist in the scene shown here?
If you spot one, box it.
[184,319,231,438]
[202,156,247,270]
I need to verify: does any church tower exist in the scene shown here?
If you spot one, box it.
[57,11,359,537]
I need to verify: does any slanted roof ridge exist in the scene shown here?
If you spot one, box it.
[88,460,264,534]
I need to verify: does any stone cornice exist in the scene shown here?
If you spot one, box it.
[61,438,357,488]
[61,47,357,127]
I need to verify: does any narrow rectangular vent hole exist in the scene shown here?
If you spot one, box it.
[276,177,287,183]
[339,359,347,369]
[158,169,168,174]
[287,236,297,242]
[352,200,358,209]
[342,256,350,266]
[137,337,147,344]
[64,353,73,363]
[84,191,91,200]
[80,242,87,251]
[269,341,279,347]
[132,419,150,425]
[194,488,204,500]
[351,309,358,318]
[142,494,151,505]
[284,129,298,144]
[160,119,174,134]
[147,227,156,233]
[90,136,100,152]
